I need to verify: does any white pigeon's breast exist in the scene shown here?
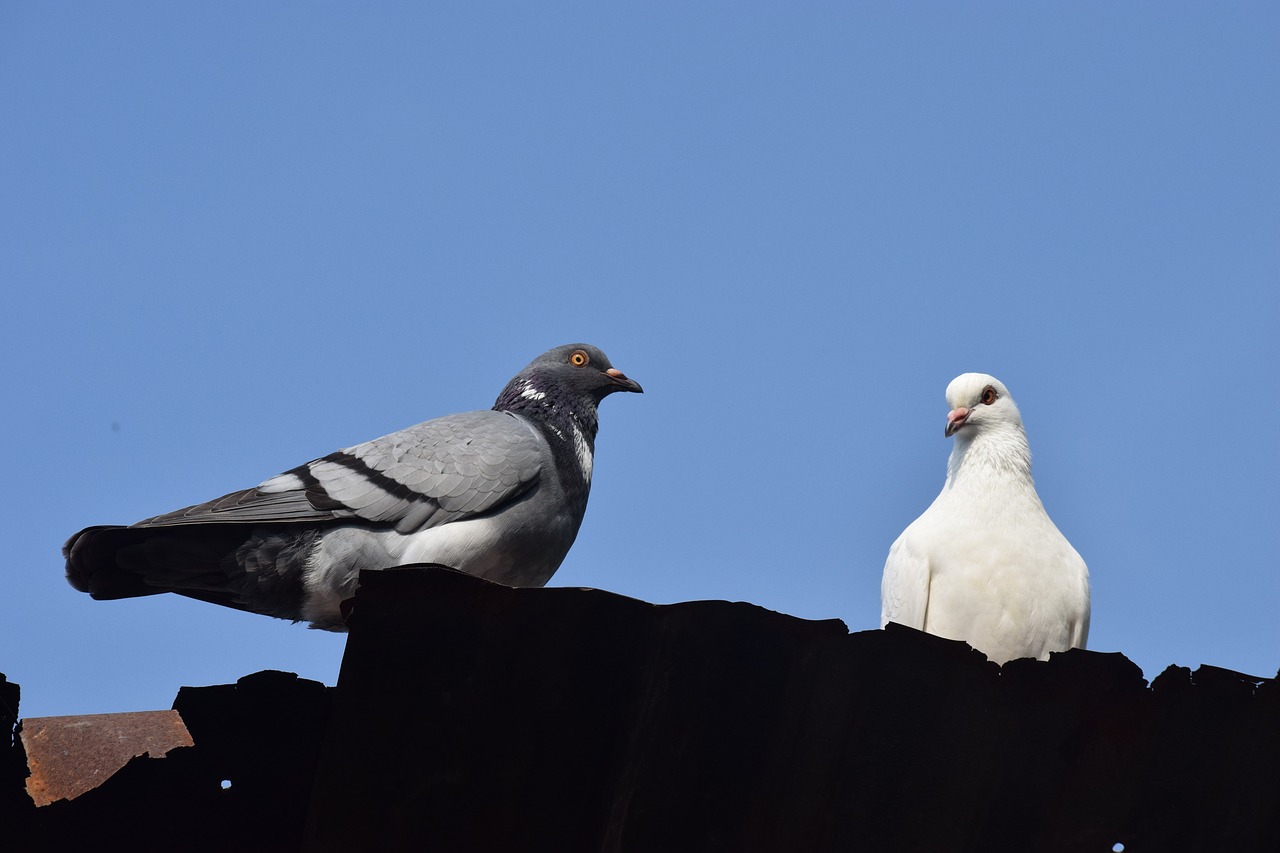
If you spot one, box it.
[895,492,1090,664]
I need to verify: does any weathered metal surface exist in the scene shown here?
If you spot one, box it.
[21,709,193,806]
[2,569,1278,850]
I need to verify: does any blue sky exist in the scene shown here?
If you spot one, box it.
[3,4,1277,717]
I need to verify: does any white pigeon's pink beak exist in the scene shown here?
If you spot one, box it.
[945,407,970,437]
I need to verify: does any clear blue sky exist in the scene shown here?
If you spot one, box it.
[3,4,1277,717]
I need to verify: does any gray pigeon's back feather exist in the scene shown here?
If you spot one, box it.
[64,344,642,630]
[134,409,545,532]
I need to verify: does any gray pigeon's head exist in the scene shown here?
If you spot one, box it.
[494,344,642,422]
[943,373,1023,439]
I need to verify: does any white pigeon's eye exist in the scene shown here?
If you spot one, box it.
[980,386,998,405]
[569,350,590,367]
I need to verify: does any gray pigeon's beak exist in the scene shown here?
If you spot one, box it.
[605,368,643,394]
[945,406,969,437]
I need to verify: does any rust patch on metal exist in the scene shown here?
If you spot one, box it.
[20,709,194,806]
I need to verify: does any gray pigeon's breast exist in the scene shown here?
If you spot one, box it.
[398,489,582,585]
[298,483,583,629]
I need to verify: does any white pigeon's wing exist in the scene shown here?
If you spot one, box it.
[131,410,545,535]
[1070,613,1090,651]
[881,530,930,630]
[1068,555,1091,650]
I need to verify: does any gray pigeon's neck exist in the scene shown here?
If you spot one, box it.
[945,426,1035,495]
[495,377,601,444]
[495,377,599,499]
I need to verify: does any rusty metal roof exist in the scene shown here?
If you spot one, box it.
[20,709,193,807]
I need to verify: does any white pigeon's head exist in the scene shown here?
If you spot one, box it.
[943,373,1023,439]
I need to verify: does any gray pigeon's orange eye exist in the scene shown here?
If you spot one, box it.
[569,350,590,367]
[980,386,998,405]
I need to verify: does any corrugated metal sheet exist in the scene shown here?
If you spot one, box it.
[21,710,193,806]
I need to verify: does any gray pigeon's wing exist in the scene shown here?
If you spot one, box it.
[134,410,545,535]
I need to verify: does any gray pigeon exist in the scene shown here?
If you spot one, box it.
[64,343,642,630]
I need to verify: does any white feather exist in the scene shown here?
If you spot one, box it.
[571,422,593,486]
[881,373,1090,664]
[257,472,305,493]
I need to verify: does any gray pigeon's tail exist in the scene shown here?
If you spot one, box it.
[63,524,313,619]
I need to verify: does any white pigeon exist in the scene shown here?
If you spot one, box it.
[881,373,1090,664]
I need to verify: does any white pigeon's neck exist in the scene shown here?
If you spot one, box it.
[945,424,1035,494]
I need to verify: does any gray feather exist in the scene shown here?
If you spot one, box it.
[63,343,642,630]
